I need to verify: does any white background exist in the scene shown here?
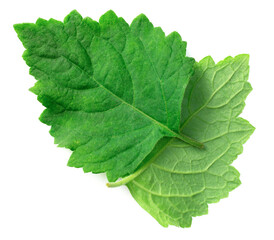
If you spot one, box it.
[0,0,273,239]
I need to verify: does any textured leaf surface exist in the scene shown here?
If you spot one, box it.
[14,10,195,181]
[127,54,254,227]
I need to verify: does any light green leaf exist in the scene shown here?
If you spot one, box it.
[127,54,254,227]
[14,10,201,182]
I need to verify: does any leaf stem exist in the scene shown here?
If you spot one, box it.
[175,133,204,149]
[107,132,203,187]
[106,170,141,188]
[106,139,172,187]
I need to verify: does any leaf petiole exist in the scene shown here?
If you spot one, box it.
[107,137,172,187]
[107,132,203,187]
[106,147,168,187]
[175,133,204,149]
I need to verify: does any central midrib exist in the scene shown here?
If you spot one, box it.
[59,25,202,147]
[45,19,181,139]
[61,54,188,142]
[60,25,182,138]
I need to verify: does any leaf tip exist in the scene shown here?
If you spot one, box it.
[201,55,215,65]
[99,10,118,24]
[136,13,149,21]
[235,53,250,65]
[130,13,151,29]
[13,23,26,35]
[13,23,20,33]
[64,9,83,24]
[237,53,249,60]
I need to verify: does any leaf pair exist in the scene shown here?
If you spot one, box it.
[14,10,254,228]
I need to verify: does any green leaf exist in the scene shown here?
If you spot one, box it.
[14,10,201,182]
[127,54,255,227]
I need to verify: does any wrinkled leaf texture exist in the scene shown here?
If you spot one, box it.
[14,11,254,228]
[14,10,196,182]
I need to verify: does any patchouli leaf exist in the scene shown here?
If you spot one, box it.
[14,10,196,182]
[127,54,254,227]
